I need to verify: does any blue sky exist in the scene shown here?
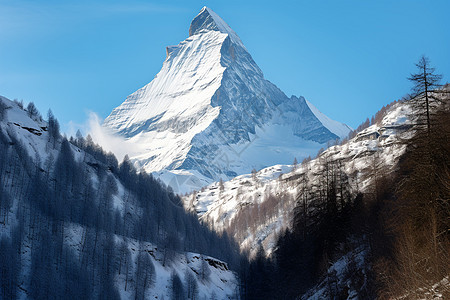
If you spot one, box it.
[1,0,449,132]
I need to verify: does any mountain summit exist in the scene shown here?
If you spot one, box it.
[104,7,351,193]
[189,7,244,47]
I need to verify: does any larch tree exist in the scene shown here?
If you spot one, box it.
[408,55,443,135]
[292,157,298,171]
[184,269,199,299]
[0,99,8,121]
[26,102,41,121]
[170,272,184,300]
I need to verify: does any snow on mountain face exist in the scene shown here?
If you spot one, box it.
[184,100,413,256]
[104,7,350,193]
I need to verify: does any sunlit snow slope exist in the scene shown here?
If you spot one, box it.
[104,7,351,193]
[184,100,414,256]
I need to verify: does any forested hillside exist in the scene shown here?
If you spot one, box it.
[0,97,240,299]
[185,79,449,298]
[241,84,450,299]
[185,97,412,258]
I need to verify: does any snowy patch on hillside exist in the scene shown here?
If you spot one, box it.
[184,100,412,256]
[0,96,56,164]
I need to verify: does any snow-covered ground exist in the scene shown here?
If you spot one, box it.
[183,100,413,256]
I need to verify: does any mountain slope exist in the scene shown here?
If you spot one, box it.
[183,98,412,256]
[0,96,239,299]
[104,7,350,193]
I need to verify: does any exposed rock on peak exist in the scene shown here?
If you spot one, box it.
[189,7,245,48]
[189,7,218,36]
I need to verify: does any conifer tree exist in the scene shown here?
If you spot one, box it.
[408,56,443,135]
[26,102,40,120]
[170,272,184,300]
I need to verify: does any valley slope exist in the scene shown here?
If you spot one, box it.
[183,99,412,256]
[0,96,239,299]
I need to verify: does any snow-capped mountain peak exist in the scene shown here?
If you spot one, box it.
[104,7,351,193]
[189,7,245,48]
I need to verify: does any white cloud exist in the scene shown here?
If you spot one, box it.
[67,111,145,162]
[65,120,86,139]
[88,111,148,162]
